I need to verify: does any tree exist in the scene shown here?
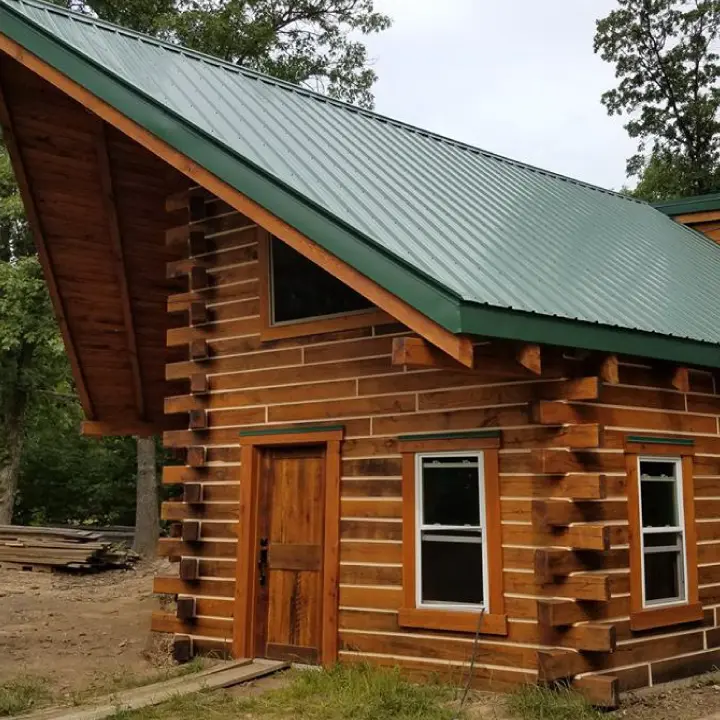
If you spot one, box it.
[54,0,391,108]
[595,0,720,200]
[0,256,67,523]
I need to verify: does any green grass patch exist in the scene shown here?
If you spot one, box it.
[505,683,604,720]
[105,664,465,720]
[0,676,52,717]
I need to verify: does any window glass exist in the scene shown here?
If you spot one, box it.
[421,530,484,605]
[270,237,373,323]
[638,457,686,606]
[417,453,485,608]
[421,456,480,527]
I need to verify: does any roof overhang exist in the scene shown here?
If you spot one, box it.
[3,1,720,370]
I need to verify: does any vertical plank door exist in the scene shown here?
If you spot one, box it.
[254,445,326,663]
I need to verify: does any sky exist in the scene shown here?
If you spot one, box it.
[364,0,636,191]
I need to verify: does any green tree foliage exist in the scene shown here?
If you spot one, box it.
[595,0,720,200]
[55,0,391,108]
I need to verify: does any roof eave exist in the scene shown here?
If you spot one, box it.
[4,2,720,371]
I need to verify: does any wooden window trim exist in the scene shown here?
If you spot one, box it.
[257,229,394,341]
[232,427,343,664]
[625,437,702,632]
[398,438,506,636]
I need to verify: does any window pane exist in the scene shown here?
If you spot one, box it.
[639,460,679,529]
[271,237,373,323]
[421,531,483,605]
[643,531,682,551]
[422,456,480,527]
[644,550,684,603]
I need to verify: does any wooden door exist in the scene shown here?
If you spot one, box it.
[253,445,326,664]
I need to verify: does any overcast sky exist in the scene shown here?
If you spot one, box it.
[365,0,636,191]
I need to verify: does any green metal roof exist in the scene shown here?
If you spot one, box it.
[654,193,720,217]
[4,0,720,368]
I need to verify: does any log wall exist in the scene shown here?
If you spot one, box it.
[156,190,720,697]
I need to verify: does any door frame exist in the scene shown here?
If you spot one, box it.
[232,425,344,665]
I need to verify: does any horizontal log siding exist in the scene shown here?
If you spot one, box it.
[158,198,720,692]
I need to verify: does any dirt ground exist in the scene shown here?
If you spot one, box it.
[0,561,176,699]
[6,563,720,719]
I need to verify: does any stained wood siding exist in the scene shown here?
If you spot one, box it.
[158,192,720,692]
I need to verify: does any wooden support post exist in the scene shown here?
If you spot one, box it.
[190,340,209,361]
[179,557,200,581]
[537,649,580,683]
[176,596,196,621]
[187,446,206,467]
[572,675,619,708]
[190,374,209,394]
[183,482,203,504]
[189,266,209,292]
[189,301,208,326]
[172,634,193,663]
[189,410,208,430]
[517,343,541,374]
[95,119,145,421]
[599,355,619,384]
[181,520,200,543]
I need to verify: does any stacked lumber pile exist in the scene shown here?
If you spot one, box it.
[0,525,139,571]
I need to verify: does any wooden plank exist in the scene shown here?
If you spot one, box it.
[179,557,199,581]
[0,62,94,418]
[95,119,144,419]
[573,675,619,708]
[537,598,605,627]
[183,483,203,504]
[268,543,321,571]
[671,366,690,393]
[543,623,616,653]
[532,499,606,528]
[534,548,612,582]
[517,343,541,374]
[537,649,580,682]
[187,447,205,467]
[190,374,208,394]
[391,336,471,370]
[176,596,196,620]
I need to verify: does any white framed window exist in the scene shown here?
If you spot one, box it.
[638,456,688,608]
[415,451,489,611]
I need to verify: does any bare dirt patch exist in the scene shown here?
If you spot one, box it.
[0,560,180,700]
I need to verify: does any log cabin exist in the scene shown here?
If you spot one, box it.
[655,193,720,245]
[4,0,720,707]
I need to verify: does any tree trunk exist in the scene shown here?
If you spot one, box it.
[133,436,159,558]
[0,407,25,525]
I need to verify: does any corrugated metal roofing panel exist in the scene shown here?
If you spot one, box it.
[3,0,720,350]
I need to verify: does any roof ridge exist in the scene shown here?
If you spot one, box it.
[6,0,644,206]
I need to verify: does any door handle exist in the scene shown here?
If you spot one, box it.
[258,538,269,586]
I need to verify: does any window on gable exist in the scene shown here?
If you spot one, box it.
[638,458,686,606]
[269,236,373,324]
[417,454,486,608]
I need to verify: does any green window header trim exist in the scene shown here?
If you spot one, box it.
[397,430,501,442]
[239,425,344,438]
[626,436,694,446]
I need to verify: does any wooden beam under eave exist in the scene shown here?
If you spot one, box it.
[95,119,145,420]
[391,336,473,370]
[0,34,472,369]
[671,366,690,393]
[82,420,158,437]
[0,63,95,419]
[517,343,541,374]
[599,355,619,384]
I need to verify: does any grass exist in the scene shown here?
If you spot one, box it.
[504,683,604,720]
[68,657,208,705]
[105,664,466,720]
[0,676,52,717]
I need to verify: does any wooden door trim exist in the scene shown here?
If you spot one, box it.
[232,427,343,665]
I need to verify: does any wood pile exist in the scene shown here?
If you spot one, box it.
[0,525,139,572]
